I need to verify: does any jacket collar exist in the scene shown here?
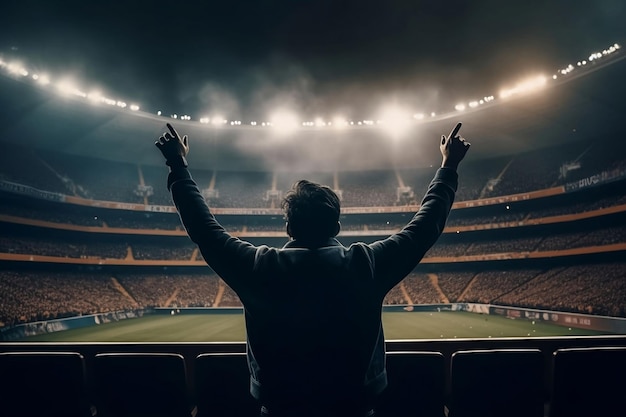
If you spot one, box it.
[282,238,342,249]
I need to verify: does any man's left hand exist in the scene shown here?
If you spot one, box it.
[155,123,189,165]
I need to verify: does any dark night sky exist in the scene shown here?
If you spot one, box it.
[1,0,624,119]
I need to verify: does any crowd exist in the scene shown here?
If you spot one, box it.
[3,137,624,209]
[2,221,622,262]
[2,262,624,328]
[1,137,625,329]
[0,270,135,328]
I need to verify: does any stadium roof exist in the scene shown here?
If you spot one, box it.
[0,1,625,171]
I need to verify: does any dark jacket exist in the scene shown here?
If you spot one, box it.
[168,167,457,414]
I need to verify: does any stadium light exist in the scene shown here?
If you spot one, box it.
[87,90,103,104]
[7,61,29,77]
[34,73,51,85]
[55,78,84,97]
[499,75,547,99]
[269,109,299,135]
[0,41,621,129]
[378,104,412,138]
[332,116,349,129]
[210,115,226,126]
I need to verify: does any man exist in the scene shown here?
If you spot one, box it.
[156,122,470,417]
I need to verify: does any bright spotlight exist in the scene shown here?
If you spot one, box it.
[378,105,412,138]
[211,115,225,126]
[56,79,79,96]
[7,61,23,75]
[332,116,348,129]
[130,104,140,111]
[269,109,299,134]
[314,117,326,127]
[37,74,50,85]
[87,90,103,103]
[499,75,547,99]
[455,103,466,111]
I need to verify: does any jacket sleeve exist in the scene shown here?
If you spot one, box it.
[167,167,258,282]
[368,167,457,291]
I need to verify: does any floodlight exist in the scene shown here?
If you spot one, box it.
[55,79,79,96]
[7,61,23,75]
[130,104,140,111]
[332,116,348,129]
[87,90,103,103]
[378,105,412,138]
[269,109,299,134]
[499,75,547,99]
[455,103,466,111]
[210,115,225,126]
[314,117,326,127]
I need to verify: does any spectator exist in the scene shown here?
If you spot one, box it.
[156,122,469,417]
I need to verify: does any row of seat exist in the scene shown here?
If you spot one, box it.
[1,347,624,417]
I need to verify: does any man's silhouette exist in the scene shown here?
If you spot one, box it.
[156,122,470,417]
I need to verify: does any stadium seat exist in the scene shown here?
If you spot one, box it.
[448,349,544,417]
[376,351,446,417]
[92,352,191,417]
[194,352,259,417]
[550,346,626,417]
[0,351,92,417]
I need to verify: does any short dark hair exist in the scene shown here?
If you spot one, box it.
[281,180,341,243]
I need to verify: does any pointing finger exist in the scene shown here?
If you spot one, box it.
[448,122,462,140]
[166,123,180,140]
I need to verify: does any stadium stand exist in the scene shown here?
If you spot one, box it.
[1,116,625,417]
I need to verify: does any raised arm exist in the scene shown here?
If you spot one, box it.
[370,123,470,290]
[155,124,257,281]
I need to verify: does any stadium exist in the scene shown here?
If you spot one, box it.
[1,2,626,416]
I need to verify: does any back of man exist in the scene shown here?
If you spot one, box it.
[238,242,388,416]
[156,122,470,416]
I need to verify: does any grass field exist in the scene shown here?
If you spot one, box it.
[20,311,608,342]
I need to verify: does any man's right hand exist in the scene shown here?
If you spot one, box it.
[440,122,470,170]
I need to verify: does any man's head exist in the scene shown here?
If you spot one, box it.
[282,180,341,243]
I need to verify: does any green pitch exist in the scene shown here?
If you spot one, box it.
[20,311,607,342]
